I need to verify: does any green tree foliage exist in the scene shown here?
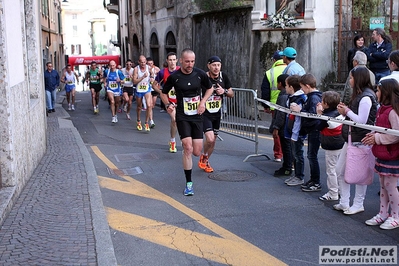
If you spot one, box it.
[352,0,381,30]
[195,0,245,11]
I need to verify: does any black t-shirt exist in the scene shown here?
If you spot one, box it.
[163,67,212,121]
[203,71,232,118]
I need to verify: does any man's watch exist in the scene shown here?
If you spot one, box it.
[224,89,229,95]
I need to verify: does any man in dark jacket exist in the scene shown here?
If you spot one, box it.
[367,27,392,82]
[44,62,60,113]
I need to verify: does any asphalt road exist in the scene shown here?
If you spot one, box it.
[68,90,398,266]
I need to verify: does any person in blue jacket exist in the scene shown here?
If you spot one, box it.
[366,28,392,82]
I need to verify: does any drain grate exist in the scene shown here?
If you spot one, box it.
[208,170,256,182]
[122,167,143,175]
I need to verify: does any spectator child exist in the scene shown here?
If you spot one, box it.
[335,66,378,215]
[362,78,399,230]
[316,91,345,200]
[271,74,293,177]
[283,75,307,186]
[294,74,323,192]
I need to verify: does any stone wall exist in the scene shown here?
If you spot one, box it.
[0,0,47,226]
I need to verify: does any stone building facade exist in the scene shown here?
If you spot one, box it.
[0,0,47,225]
[107,0,335,91]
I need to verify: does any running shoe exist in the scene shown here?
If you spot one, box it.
[319,193,339,201]
[198,154,207,170]
[284,176,295,184]
[117,108,122,113]
[274,158,282,162]
[149,120,155,128]
[68,104,71,111]
[184,182,194,196]
[379,217,399,230]
[301,182,321,192]
[114,115,118,123]
[169,141,177,153]
[204,161,214,173]
[137,121,142,131]
[333,204,349,212]
[365,214,387,226]
[71,105,75,111]
[145,123,150,132]
[274,168,292,177]
[126,113,131,120]
[286,177,304,186]
[94,107,98,114]
[123,104,127,112]
[111,116,117,123]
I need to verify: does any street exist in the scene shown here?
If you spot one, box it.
[69,90,398,265]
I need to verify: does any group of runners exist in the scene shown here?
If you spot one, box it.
[81,49,233,196]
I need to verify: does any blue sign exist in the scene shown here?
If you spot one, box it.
[370,17,385,30]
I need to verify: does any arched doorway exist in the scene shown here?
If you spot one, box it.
[165,31,177,55]
[150,32,160,67]
[132,34,140,64]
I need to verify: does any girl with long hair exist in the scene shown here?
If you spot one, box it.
[362,78,399,230]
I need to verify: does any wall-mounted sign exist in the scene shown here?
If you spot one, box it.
[370,17,385,30]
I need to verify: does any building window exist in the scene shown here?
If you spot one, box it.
[73,25,78,37]
[72,14,77,19]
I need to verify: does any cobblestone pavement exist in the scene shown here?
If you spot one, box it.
[0,105,116,266]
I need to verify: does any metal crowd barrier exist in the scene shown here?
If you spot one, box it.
[220,88,270,162]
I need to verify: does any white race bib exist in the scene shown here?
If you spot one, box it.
[206,95,222,113]
[183,96,200,115]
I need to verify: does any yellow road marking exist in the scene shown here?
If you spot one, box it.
[91,146,286,266]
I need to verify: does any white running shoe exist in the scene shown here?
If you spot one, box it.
[71,105,75,111]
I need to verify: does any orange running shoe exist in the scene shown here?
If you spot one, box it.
[204,161,214,173]
[198,154,207,170]
[169,141,177,153]
[136,121,142,131]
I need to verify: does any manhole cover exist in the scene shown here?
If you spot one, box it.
[208,170,256,182]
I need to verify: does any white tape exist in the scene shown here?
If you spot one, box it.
[257,98,399,137]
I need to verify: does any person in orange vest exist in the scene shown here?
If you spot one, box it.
[261,50,287,162]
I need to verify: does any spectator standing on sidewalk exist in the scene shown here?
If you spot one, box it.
[198,56,234,173]
[362,78,399,230]
[316,91,345,201]
[281,47,306,76]
[347,34,368,71]
[283,75,307,186]
[291,74,323,192]
[271,74,293,178]
[335,66,378,215]
[342,51,376,106]
[44,62,60,113]
[366,27,392,82]
[261,50,287,162]
[160,48,213,196]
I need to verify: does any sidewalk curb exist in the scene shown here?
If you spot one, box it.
[58,105,117,266]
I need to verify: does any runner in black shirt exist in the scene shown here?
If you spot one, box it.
[198,56,234,173]
[161,48,213,196]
